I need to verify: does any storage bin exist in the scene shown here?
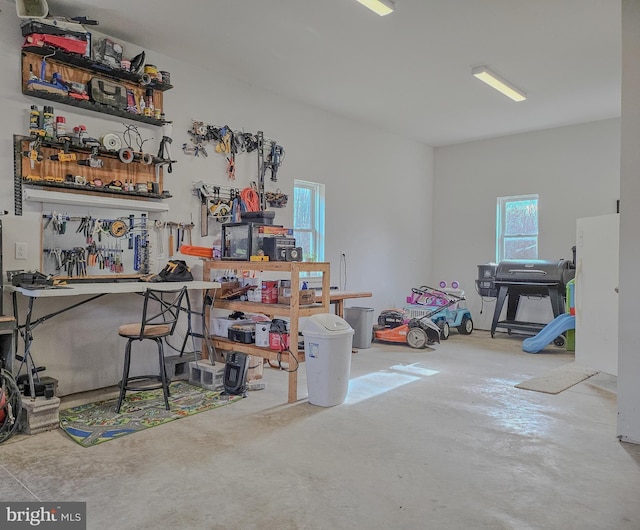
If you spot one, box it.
[211,317,252,337]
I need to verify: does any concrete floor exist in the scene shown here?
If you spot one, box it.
[1,330,639,529]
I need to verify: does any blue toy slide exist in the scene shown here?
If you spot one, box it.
[522,314,576,354]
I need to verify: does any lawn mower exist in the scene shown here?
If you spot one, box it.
[373,284,473,348]
[373,309,442,349]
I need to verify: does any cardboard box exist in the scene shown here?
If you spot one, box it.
[278,288,316,306]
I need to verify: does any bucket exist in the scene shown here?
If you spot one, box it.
[261,280,278,304]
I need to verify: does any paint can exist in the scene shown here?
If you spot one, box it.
[261,280,278,304]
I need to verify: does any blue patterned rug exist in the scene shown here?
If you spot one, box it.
[59,382,242,447]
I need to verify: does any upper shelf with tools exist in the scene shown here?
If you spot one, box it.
[21,46,171,127]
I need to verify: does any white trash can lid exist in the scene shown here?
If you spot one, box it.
[302,313,353,336]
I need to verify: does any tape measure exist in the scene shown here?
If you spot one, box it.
[109,220,128,238]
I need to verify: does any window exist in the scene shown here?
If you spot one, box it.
[293,180,325,266]
[496,194,538,262]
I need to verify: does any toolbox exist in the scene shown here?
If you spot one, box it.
[88,77,127,109]
[228,323,256,344]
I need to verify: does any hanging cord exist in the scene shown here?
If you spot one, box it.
[0,369,22,444]
[240,187,260,212]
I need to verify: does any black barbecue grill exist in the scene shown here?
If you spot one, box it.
[490,259,575,337]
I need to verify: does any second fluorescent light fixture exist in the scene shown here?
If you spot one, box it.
[356,0,395,16]
[472,66,527,102]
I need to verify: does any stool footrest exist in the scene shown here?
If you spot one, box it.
[121,375,168,392]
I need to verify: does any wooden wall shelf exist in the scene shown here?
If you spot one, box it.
[13,135,171,215]
[22,48,170,127]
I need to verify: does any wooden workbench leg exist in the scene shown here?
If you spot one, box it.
[288,268,300,403]
[288,364,298,403]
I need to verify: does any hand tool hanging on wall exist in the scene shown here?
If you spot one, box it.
[169,225,174,257]
[26,54,68,96]
[23,130,45,169]
[267,143,285,182]
[49,138,77,162]
[199,187,209,237]
[77,146,103,168]
[154,220,165,257]
[156,121,174,173]
[128,214,135,249]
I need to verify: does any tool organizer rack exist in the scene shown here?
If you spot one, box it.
[203,260,331,403]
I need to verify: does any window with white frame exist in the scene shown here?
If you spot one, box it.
[293,180,325,267]
[496,194,539,262]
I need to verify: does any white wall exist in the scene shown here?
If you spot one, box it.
[0,5,434,394]
[432,119,620,331]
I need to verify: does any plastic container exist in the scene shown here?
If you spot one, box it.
[210,317,251,337]
[344,307,375,349]
[302,314,354,407]
[16,0,49,18]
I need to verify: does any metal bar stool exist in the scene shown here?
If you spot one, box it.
[116,287,188,413]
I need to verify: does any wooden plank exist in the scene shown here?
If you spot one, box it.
[211,338,305,363]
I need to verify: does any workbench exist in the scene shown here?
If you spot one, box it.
[315,290,373,318]
[9,280,220,399]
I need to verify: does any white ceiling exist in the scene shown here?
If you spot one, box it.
[45,0,621,147]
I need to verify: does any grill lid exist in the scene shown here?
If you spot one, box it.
[495,259,573,285]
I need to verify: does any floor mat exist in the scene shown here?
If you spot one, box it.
[515,363,599,395]
[59,382,242,447]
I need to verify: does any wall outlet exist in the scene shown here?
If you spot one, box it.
[15,242,27,260]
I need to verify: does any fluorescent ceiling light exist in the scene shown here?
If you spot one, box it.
[472,65,527,102]
[356,0,395,16]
